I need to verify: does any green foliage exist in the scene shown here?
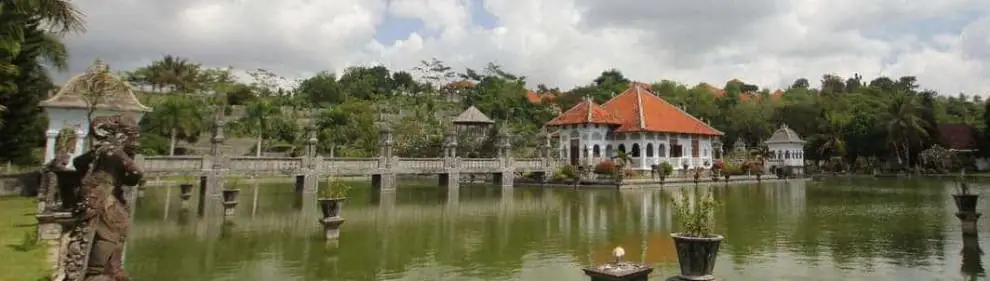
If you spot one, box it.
[16,230,39,252]
[320,177,351,198]
[557,165,580,180]
[659,162,674,178]
[674,187,718,237]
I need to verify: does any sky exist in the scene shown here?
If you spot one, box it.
[59,0,990,96]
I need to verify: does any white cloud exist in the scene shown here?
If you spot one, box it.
[59,0,990,96]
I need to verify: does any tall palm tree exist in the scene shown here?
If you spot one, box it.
[885,93,929,168]
[151,95,207,155]
[243,98,279,156]
[818,111,851,158]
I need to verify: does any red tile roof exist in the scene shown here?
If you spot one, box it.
[526,90,541,103]
[545,98,623,126]
[601,83,723,135]
[938,124,978,150]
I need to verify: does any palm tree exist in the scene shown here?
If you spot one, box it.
[151,95,207,155]
[818,112,850,158]
[242,98,279,156]
[885,93,929,170]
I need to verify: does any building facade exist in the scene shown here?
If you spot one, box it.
[764,124,806,175]
[545,83,723,171]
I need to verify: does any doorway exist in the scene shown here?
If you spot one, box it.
[569,139,580,166]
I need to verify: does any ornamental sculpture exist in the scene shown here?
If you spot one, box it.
[60,114,143,281]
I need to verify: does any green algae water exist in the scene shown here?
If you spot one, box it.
[124,179,987,281]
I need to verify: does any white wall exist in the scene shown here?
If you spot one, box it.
[767,142,805,168]
[43,107,146,166]
[555,125,715,170]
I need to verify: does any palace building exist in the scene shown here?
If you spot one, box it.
[545,83,723,171]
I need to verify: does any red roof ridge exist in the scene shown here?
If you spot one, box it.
[634,85,646,129]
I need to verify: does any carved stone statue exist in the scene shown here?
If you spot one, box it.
[59,114,142,281]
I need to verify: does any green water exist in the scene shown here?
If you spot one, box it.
[124,179,988,281]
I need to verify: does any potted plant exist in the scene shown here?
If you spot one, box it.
[658,162,673,185]
[953,172,979,214]
[712,160,724,182]
[671,186,722,281]
[319,177,351,218]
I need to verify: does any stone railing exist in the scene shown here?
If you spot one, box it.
[137,155,559,176]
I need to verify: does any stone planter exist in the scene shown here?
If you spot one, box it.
[319,198,346,218]
[179,184,194,201]
[954,194,980,214]
[222,189,240,217]
[671,234,723,281]
[582,263,653,281]
[319,198,347,240]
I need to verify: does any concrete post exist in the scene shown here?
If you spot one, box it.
[374,125,396,191]
[496,127,513,188]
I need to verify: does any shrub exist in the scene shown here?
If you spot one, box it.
[558,165,580,180]
[658,162,674,178]
[594,160,618,175]
[320,177,351,198]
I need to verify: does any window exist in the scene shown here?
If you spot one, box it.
[606,145,614,158]
[631,143,641,157]
[593,145,601,157]
[658,144,666,157]
[618,144,627,154]
[646,143,654,157]
[691,137,700,157]
[670,139,683,158]
[703,149,708,157]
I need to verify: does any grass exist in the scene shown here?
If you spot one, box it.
[0,197,48,281]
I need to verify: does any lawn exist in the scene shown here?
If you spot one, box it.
[0,196,47,281]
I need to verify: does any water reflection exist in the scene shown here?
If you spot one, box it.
[126,179,990,281]
[962,233,985,279]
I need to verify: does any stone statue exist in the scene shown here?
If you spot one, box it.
[60,114,142,281]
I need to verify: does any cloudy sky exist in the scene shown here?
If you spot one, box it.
[61,0,990,95]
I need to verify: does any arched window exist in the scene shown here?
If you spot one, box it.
[785,151,790,159]
[658,144,666,157]
[593,145,601,157]
[618,144,627,154]
[631,143,641,157]
[777,150,782,159]
[606,145,614,158]
[646,143,654,157]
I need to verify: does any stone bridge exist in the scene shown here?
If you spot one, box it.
[146,114,564,217]
[138,156,559,177]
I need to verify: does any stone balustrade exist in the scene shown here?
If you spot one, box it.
[137,155,557,177]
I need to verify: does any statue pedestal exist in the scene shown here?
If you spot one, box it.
[582,262,653,281]
[36,212,72,280]
[957,212,982,236]
[222,201,238,217]
[320,217,345,240]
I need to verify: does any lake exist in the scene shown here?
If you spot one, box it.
[124,179,987,281]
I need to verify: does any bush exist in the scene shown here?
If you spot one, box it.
[557,165,579,180]
[594,160,618,175]
[658,162,674,178]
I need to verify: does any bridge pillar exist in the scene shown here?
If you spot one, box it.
[372,173,395,191]
[495,127,513,188]
[439,172,459,189]
[198,158,227,217]
[199,111,227,217]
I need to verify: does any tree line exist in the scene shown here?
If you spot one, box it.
[0,1,985,171]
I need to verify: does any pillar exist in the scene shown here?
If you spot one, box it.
[375,125,396,191]
[496,127,513,188]
[199,112,227,217]
[442,128,460,190]
[72,128,86,162]
[302,116,321,195]
[43,129,58,164]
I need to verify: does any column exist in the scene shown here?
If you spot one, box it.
[43,129,58,164]
[69,128,87,165]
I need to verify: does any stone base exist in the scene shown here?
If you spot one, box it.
[957,212,982,236]
[320,217,345,240]
[665,277,725,281]
[582,263,653,281]
[223,201,238,217]
[35,212,73,281]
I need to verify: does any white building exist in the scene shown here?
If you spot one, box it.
[38,59,152,166]
[545,83,724,171]
[764,124,806,175]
